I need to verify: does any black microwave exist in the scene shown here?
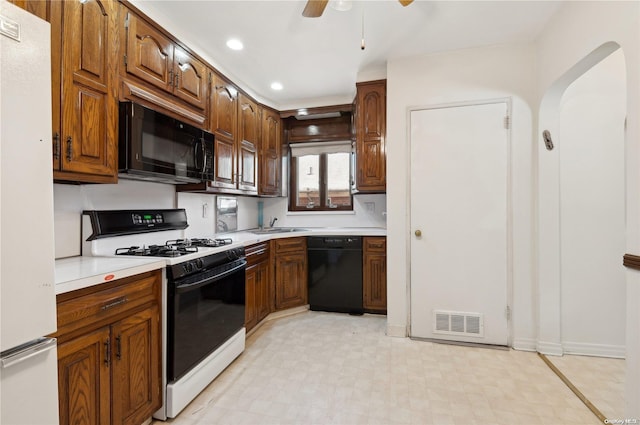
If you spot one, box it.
[118,102,214,184]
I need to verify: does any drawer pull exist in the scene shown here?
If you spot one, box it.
[370,243,385,248]
[101,297,128,311]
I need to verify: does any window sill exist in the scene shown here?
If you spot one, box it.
[286,210,356,216]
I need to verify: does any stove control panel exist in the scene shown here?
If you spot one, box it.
[132,213,164,225]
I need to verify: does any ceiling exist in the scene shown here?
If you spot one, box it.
[129,0,562,110]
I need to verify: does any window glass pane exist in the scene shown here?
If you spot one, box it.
[296,155,320,208]
[326,152,351,207]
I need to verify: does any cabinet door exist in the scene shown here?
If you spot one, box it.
[356,81,386,191]
[256,261,271,322]
[245,263,258,331]
[59,0,117,179]
[124,11,174,94]
[363,237,387,312]
[238,94,259,193]
[210,73,238,141]
[260,108,282,195]
[111,305,161,425]
[210,74,237,189]
[275,252,307,310]
[173,46,207,110]
[57,326,111,425]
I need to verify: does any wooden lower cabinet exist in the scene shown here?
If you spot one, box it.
[363,236,387,313]
[52,270,162,425]
[57,326,111,425]
[273,238,307,311]
[245,243,271,331]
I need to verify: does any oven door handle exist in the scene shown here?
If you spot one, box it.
[175,259,247,293]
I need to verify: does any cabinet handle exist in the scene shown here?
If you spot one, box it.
[104,339,111,367]
[115,335,121,360]
[53,133,60,160]
[101,297,128,311]
[66,137,72,162]
[168,69,174,87]
[174,72,179,88]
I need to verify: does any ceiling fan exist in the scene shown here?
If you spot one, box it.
[302,0,414,18]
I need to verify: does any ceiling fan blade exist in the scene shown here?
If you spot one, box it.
[302,0,329,17]
[399,0,414,6]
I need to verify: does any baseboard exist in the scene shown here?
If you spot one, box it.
[562,341,625,358]
[537,340,564,356]
[265,305,309,322]
[386,324,407,338]
[512,338,538,352]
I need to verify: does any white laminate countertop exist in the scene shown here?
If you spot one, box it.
[55,256,166,295]
[54,227,386,294]
[220,227,387,246]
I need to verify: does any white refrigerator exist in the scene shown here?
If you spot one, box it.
[0,1,59,423]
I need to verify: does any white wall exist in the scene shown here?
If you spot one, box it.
[386,44,537,345]
[262,194,386,229]
[53,180,215,258]
[534,1,639,416]
[559,49,626,357]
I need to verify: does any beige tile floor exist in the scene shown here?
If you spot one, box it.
[548,353,625,421]
[155,312,602,425]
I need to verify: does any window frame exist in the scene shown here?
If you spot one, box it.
[289,152,353,212]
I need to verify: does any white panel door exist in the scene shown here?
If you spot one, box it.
[409,102,510,345]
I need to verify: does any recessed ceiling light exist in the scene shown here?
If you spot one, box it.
[226,39,243,51]
[270,82,283,91]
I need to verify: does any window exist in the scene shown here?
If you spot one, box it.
[289,142,353,211]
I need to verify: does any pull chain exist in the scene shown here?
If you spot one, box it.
[361,5,365,50]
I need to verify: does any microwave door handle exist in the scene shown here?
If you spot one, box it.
[193,138,203,172]
[200,138,207,177]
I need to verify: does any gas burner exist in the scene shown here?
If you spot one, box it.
[115,244,198,257]
[166,238,233,248]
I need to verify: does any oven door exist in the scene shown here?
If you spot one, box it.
[119,102,213,183]
[167,259,246,382]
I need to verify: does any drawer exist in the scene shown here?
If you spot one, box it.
[364,237,386,253]
[273,237,306,254]
[55,270,161,336]
[246,242,269,266]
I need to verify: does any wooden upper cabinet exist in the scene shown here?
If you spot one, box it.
[54,0,118,182]
[238,93,259,193]
[209,72,238,190]
[173,47,207,111]
[355,80,386,192]
[122,9,207,113]
[210,72,238,141]
[260,107,282,196]
[124,12,174,93]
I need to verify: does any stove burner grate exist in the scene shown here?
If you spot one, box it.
[115,244,199,257]
[165,238,233,248]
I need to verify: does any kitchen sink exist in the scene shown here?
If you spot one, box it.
[249,227,308,234]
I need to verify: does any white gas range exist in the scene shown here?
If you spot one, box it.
[82,209,246,420]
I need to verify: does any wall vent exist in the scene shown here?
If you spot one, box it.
[433,310,484,337]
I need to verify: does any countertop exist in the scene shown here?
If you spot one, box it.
[221,227,387,246]
[55,256,166,295]
[55,227,386,294]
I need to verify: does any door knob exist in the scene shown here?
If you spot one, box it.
[415,230,422,237]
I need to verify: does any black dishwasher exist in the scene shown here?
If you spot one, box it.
[308,236,363,314]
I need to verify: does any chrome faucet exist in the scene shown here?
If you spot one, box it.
[269,217,278,228]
